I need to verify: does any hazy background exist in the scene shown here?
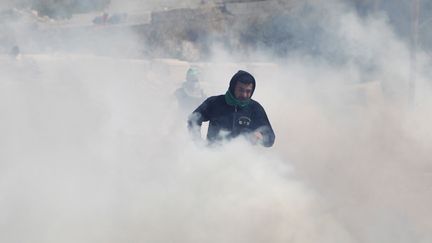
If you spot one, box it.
[1,0,432,243]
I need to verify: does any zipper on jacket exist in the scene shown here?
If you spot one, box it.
[232,106,238,130]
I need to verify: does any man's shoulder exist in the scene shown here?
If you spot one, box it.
[204,94,225,104]
[249,99,270,114]
[250,99,264,108]
[194,95,226,116]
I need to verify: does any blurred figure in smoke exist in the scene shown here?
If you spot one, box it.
[10,45,20,59]
[188,70,275,147]
[175,66,206,113]
[93,12,109,25]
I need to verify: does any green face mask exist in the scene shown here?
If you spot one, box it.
[224,91,251,108]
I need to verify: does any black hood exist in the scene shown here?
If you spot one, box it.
[228,70,256,97]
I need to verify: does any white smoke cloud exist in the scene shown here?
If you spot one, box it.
[0,54,355,243]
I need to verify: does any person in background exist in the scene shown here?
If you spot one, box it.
[188,70,275,147]
[10,45,20,59]
[175,66,206,112]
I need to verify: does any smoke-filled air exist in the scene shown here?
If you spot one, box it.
[1,0,432,242]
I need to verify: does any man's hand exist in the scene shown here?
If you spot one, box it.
[249,131,264,145]
[188,112,204,143]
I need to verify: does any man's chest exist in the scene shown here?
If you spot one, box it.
[210,107,256,129]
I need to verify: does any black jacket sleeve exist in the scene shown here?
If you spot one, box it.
[254,103,275,147]
[187,97,213,137]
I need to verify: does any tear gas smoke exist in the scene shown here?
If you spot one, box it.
[1,1,432,243]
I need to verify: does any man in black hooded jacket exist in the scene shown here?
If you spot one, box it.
[188,70,275,147]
